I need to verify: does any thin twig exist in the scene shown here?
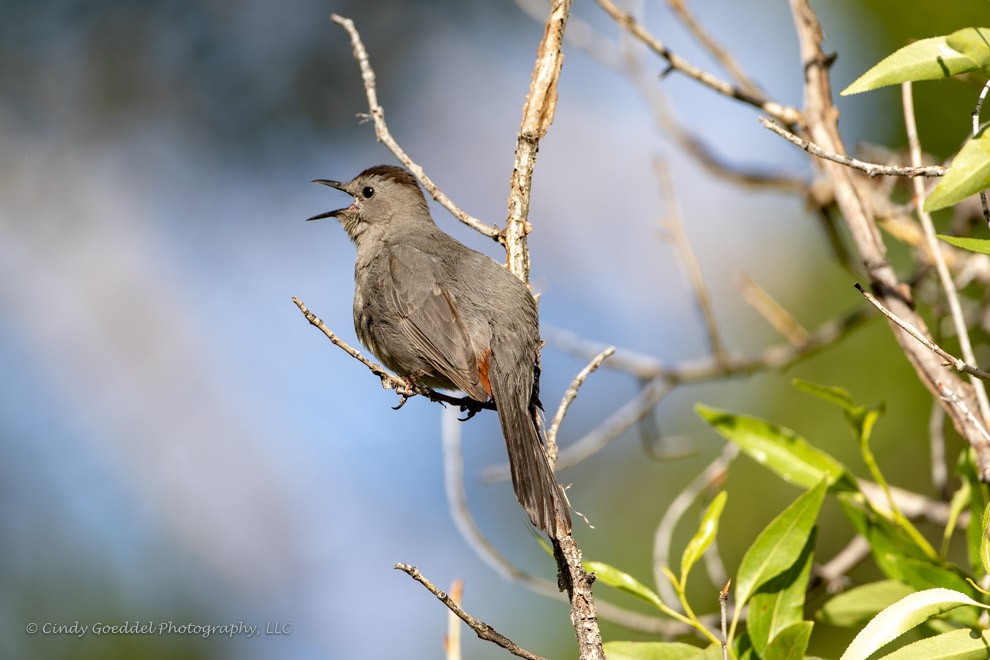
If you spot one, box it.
[518,0,803,192]
[655,158,727,363]
[667,0,762,95]
[853,283,990,381]
[737,273,809,347]
[330,14,499,240]
[719,580,731,660]
[546,347,616,462]
[759,116,946,178]
[595,0,801,125]
[395,563,544,660]
[292,297,415,395]
[903,82,990,420]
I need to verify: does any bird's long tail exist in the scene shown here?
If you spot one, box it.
[489,355,572,540]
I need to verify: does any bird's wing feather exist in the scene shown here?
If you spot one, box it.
[386,243,488,400]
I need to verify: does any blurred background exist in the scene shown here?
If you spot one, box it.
[4,1,990,658]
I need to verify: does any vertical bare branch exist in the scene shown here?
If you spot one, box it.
[505,0,572,280]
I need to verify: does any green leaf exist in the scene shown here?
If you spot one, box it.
[696,405,854,490]
[839,493,933,569]
[585,561,665,610]
[882,554,978,600]
[842,36,980,95]
[938,233,990,255]
[748,529,816,656]
[947,28,990,74]
[924,126,990,212]
[840,588,990,660]
[958,450,990,575]
[792,378,858,411]
[980,501,990,576]
[818,580,916,627]
[878,627,990,659]
[601,641,704,660]
[680,491,728,586]
[735,479,827,607]
[792,379,884,445]
[764,621,813,660]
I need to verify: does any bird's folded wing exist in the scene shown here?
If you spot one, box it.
[386,243,488,401]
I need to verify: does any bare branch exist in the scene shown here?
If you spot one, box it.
[547,347,616,462]
[853,283,990,382]
[330,14,499,240]
[759,116,946,178]
[719,580,730,660]
[504,0,572,280]
[737,273,809,347]
[667,0,762,96]
[292,297,415,396]
[544,304,871,383]
[395,563,544,660]
[594,0,801,125]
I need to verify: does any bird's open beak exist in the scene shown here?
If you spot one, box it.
[307,179,352,221]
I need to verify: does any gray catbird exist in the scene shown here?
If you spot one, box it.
[308,164,571,540]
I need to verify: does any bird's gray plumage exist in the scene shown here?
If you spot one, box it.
[310,164,571,539]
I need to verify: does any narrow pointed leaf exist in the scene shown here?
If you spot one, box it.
[585,561,665,610]
[947,28,990,74]
[764,621,813,660]
[924,126,990,212]
[735,480,827,607]
[818,580,915,627]
[937,234,990,255]
[748,529,816,656]
[680,491,728,584]
[840,588,990,660]
[878,627,990,659]
[980,501,990,576]
[842,36,979,95]
[696,405,853,490]
[602,641,704,660]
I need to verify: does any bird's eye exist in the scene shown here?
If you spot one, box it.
[361,186,375,199]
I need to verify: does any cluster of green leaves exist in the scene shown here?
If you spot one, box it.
[843,27,990,219]
[588,380,990,660]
